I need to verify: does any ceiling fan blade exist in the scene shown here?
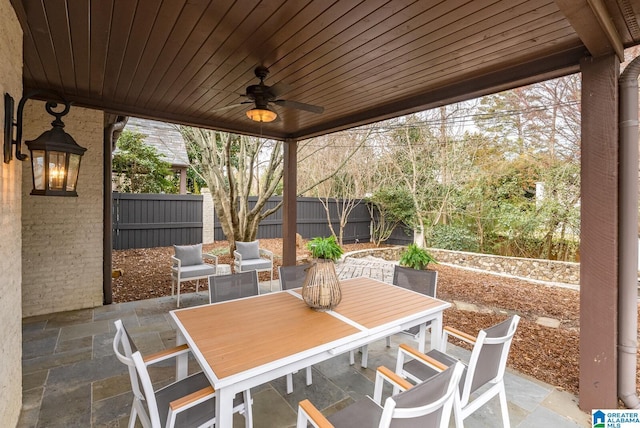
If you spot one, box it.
[268,82,291,98]
[274,99,324,114]
[210,101,252,113]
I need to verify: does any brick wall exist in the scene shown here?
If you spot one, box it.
[21,103,104,317]
[0,0,23,424]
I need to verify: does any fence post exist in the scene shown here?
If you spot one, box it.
[202,188,214,244]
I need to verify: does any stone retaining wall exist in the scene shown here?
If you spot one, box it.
[345,246,581,285]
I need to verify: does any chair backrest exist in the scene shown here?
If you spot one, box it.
[173,243,204,266]
[209,270,259,303]
[130,351,164,428]
[112,320,153,427]
[235,240,261,260]
[462,315,521,404]
[379,362,464,428]
[392,265,437,298]
[279,264,312,290]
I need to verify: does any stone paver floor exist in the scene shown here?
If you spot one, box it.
[19,256,590,427]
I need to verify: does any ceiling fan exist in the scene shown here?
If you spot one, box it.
[212,66,324,123]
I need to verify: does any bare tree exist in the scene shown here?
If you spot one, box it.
[298,130,372,244]
[180,126,365,251]
[179,128,281,251]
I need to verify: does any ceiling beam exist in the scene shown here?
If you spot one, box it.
[555,0,625,60]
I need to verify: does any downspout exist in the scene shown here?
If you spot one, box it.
[103,117,127,304]
[618,55,640,409]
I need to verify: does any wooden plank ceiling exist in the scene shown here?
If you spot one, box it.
[10,0,640,141]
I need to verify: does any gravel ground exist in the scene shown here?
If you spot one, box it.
[112,239,640,398]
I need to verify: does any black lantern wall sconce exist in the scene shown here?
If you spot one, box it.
[4,92,86,196]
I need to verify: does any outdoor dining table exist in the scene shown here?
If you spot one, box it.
[169,276,451,427]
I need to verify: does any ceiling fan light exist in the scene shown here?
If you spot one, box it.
[246,107,277,123]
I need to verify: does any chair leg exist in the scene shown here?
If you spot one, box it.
[286,373,294,394]
[361,344,369,368]
[453,393,465,428]
[498,384,511,428]
[305,366,313,386]
[127,402,137,428]
[195,278,199,294]
[386,336,391,347]
[243,389,254,428]
[176,283,181,308]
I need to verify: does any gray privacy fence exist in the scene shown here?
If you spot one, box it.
[113,193,203,250]
[213,196,372,243]
[113,193,413,249]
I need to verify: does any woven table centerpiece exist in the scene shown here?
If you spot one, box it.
[301,236,343,311]
[301,259,342,311]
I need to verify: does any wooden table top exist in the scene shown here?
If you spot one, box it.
[332,277,447,329]
[172,277,448,380]
[173,292,360,379]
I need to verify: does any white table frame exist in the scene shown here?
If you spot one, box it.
[169,277,450,427]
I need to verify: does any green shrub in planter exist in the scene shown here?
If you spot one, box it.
[307,236,344,261]
[399,243,437,270]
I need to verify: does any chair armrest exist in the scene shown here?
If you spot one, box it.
[373,365,412,404]
[297,399,334,428]
[259,248,274,260]
[377,366,413,390]
[233,250,242,271]
[443,326,476,344]
[398,344,449,371]
[169,386,215,412]
[202,253,218,265]
[143,344,190,365]
[170,255,181,269]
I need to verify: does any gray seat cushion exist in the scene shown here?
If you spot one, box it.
[178,264,216,279]
[174,244,203,266]
[236,241,260,260]
[238,258,272,270]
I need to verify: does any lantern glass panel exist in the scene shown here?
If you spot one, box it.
[32,149,45,190]
[66,154,81,192]
[48,151,67,191]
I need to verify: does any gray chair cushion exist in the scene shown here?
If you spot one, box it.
[178,264,216,279]
[236,241,260,260]
[238,259,272,270]
[174,244,203,267]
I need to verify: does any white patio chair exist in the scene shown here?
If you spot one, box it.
[171,243,218,307]
[233,240,274,291]
[112,319,253,428]
[297,362,464,428]
[395,315,521,428]
[278,264,314,394]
